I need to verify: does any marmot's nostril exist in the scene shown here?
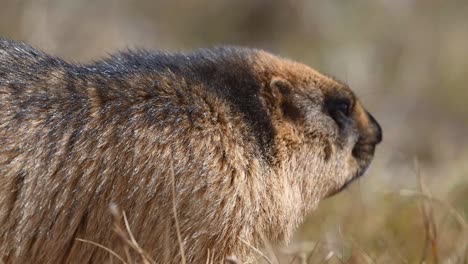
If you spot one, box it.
[364,111,382,144]
[367,112,382,144]
[374,121,382,144]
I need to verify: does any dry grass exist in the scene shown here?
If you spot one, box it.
[76,205,154,264]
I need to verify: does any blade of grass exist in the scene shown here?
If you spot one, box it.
[76,238,127,264]
[239,236,273,264]
[170,160,187,264]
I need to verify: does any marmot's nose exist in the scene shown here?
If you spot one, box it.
[367,112,382,144]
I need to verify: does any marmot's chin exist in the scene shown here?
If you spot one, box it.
[325,152,374,198]
[325,173,361,198]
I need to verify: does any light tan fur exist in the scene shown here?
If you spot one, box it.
[0,41,381,263]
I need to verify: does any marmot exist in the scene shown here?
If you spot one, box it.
[0,39,382,263]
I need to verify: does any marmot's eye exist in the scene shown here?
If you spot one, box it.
[326,98,353,128]
[332,99,351,116]
[329,98,352,117]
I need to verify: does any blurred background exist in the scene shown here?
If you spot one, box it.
[1,0,467,262]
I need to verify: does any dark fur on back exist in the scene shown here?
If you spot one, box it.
[0,40,276,161]
[98,48,277,160]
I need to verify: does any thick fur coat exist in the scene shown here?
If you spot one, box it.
[0,39,382,263]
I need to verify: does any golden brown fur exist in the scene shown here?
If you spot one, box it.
[0,39,382,263]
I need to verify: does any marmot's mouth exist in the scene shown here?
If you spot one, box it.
[325,170,364,198]
[324,169,367,198]
[352,140,376,159]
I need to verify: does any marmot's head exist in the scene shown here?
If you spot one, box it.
[252,50,382,220]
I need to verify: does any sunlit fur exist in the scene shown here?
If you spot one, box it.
[0,39,381,263]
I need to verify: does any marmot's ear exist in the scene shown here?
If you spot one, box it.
[269,77,301,121]
[270,77,292,100]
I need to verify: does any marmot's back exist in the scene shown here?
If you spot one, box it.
[0,39,381,263]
